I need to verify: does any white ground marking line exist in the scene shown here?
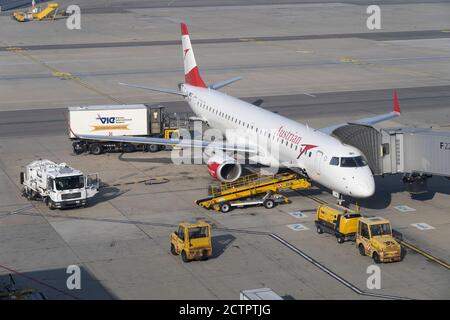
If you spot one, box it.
[288,211,308,219]
[287,223,309,231]
[394,205,416,213]
[303,93,316,97]
[411,223,435,231]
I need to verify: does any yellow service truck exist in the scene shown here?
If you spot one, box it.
[170,221,212,262]
[316,205,402,263]
[356,217,402,263]
[315,204,362,243]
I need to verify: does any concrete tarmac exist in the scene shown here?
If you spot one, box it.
[0,0,449,300]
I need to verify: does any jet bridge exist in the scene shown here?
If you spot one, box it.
[332,125,450,193]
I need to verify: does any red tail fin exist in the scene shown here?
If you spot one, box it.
[393,90,401,114]
[181,23,206,88]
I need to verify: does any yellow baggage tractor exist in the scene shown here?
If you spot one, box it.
[170,221,212,262]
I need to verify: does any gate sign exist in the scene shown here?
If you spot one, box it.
[411,223,435,231]
[288,211,308,219]
[394,205,416,213]
[287,223,309,231]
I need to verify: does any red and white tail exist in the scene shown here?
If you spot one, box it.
[181,23,206,88]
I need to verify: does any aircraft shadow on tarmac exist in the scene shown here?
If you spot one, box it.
[0,267,116,300]
[353,174,450,210]
[211,234,236,260]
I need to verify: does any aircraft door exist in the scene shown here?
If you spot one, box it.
[314,151,323,175]
[86,173,99,198]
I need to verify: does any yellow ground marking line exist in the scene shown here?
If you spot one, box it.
[338,58,371,66]
[295,50,314,54]
[6,47,124,104]
[398,240,450,270]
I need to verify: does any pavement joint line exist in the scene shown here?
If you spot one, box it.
[6,48,125,104]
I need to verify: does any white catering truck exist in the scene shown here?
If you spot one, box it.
[20,159,99,209]
[68,104,184,155]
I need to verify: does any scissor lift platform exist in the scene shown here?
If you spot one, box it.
[196,172,311,212]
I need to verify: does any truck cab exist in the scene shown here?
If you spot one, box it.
[356,217,401,263]
[170,221,212,262]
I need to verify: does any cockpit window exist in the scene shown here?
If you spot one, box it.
[340,156,368,168]
[329,157,339,166]
[354,156,368,167]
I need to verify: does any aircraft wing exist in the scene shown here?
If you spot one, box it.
[319,90,401,135]
[76,134,257,153]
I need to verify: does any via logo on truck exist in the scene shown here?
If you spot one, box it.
[96,114,116,124]
[92,113,131,132]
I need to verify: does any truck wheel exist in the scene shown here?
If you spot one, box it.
[358,244,366,256]
[336,236,344,244]
[181,251,190,263]
[263,199,275,209]
[47,199,56,210]
[89,143,103,155]
[220,202,231,213]
[316,226,323,234]
[147,144,159,153]
[73,142,86,155]
[372,252,381,264]
[170,244,178,256]
[122,144,135,153]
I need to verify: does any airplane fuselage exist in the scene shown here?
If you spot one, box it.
[182,84,375,198]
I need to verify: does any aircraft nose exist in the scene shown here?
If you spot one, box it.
[352,176,375,198]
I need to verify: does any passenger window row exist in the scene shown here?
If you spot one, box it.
[196,101,306,152]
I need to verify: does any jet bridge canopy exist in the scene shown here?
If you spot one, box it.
[332,124,382,174]
[332,124,450,179]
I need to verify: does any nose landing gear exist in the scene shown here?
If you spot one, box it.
[332,190,345,206]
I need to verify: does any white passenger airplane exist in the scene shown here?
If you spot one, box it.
[78,23,402,199]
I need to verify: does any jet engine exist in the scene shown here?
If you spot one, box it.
[207,154,242,182]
